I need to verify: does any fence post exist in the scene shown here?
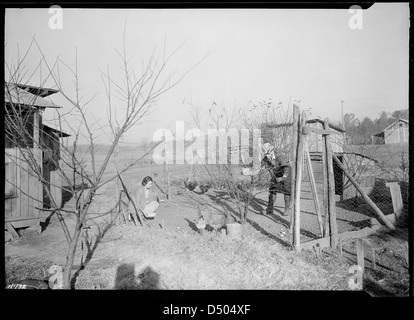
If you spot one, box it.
[322,132,329,238]
[356,238,365,273]
[289,107,298,236]
[385,182,403,221]
[323,120,338,248]
[289,105,299,243]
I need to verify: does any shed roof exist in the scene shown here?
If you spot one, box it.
[265,118,345,133]
[15,83,59,98]
[372,118,409,137]
[42,124,71,138]
[5,83,62,108]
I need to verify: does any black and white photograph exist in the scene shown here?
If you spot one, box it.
[4,3,411,300]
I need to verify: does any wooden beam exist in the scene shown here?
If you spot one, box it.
[293,108,305,251]
[322,131,329,237]
[356,238,365,272]
[323,120,338,248]
[289,105,299,238]
[5,216,41,223]
[404,241,409,265]
[302,126,332,136]
[117,173,143,227]
[332,153,396,231]
[340,225,381,241]
[301,237,330,251]
[6,222,19,238]
[339,239,343,257]
[304,140,324,237]
[385,182,404,220]
[371,247,377,270]
[301,225,382,251]
[370,214,396,226]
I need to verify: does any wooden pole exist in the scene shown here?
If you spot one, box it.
[289,105,299,240]
[323,120,338,248]
[117,173,144,227]
[332,154,396,230]
[321,131,330,237]
[304,140,324,237]
[385,182,403,221]
[293,109,305,251]
[356,238,365,272]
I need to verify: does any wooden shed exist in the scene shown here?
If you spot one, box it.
[372,118,409,144]
[4,82,69,235]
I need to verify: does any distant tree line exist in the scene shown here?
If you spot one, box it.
[336,109,408,145]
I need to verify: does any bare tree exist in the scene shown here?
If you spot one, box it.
[184,98,292,225]
[4,33,197,289]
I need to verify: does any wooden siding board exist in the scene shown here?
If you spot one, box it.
[27,160,35,217]
[19,150,29,219]
[16,150,21,220]
[53,169,62,207]
[5,199,12,216]
[5,162,13,217]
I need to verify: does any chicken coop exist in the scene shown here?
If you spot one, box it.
[262,118,377,200]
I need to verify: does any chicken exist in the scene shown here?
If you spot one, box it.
[199,182,211,194]
[197,202,234,234]
[184,180,198,191]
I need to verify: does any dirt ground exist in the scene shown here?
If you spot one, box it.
[4,164,410,294]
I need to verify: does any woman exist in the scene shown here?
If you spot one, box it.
[262,151,292,217]
[135,176,159,219]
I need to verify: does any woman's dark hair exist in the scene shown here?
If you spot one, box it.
[141,176,153,186]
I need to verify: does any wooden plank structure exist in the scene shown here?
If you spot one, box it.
[323,120,339,248]
[289,109,341,251]
[303,140,324,237]
[4,83,69,237]
[289,106,395,253]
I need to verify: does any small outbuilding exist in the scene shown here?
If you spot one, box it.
[371,118,409,144]
[4,82,69,235]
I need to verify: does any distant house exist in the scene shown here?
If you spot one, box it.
[371,119,409,144]
[4,82,69,235]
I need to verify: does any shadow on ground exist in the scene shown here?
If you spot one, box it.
[114,263,160,290]
[70,221,115,289]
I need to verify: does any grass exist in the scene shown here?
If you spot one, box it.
[10,144,404,292]
[5,255,54,285]
[71,223,351,290]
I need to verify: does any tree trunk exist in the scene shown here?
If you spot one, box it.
[243,194,251,224]
[62,221,83,289]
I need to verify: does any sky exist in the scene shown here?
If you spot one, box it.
[5,4,410,145]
